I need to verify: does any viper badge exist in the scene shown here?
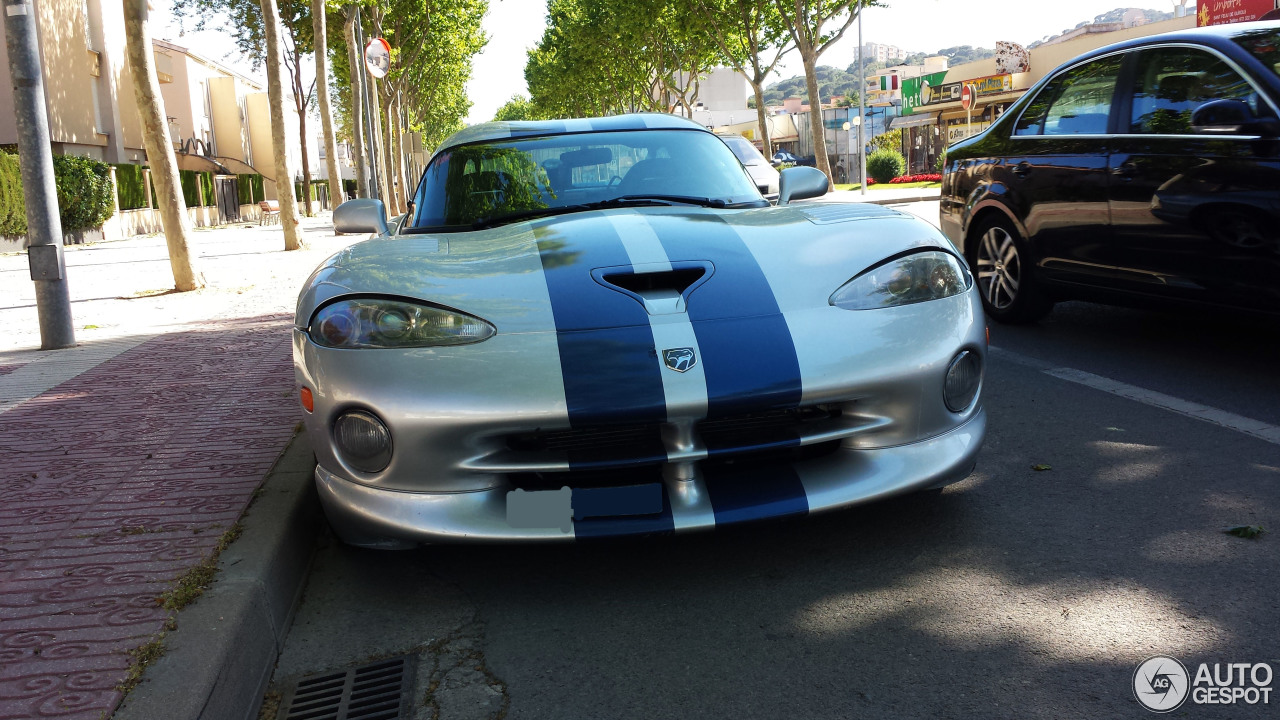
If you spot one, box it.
[663,347,697,373]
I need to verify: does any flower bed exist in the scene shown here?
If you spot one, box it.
[889,174,942,183]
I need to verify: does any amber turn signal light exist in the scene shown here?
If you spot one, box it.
[300,387,314,413]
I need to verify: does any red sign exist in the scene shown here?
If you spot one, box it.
[1198,0,1277,26]
[960,84,974,111]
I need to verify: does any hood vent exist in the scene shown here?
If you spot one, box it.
[593,261,712,316]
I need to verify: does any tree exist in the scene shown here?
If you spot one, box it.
[175,0,318,215]
[691,0,793,157]
[260,0,306,250]
[493,95,538,122]
[527,0,726,118]
[774,0,879,184]
[313,0,343,204]
[122,0,205,290]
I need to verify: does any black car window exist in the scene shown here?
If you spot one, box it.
[1129,47,1274,134]
[1233,28,1280,81]
[1014,55,1123,136]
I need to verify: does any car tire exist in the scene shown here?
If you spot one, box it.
[968,216,1052,324]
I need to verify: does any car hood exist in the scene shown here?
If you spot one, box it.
[296,204,951,333]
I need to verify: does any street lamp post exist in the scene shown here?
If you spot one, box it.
[857,4,867,195]
[4,0,75,349]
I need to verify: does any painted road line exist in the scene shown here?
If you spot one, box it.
[990,345,1280,447]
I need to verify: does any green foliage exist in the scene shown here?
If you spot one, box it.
[761,65,861,106]
[870,128,901,154]
[198,171,215,207]
[179,170,199,207]
[866,148,905,184]
[342,178,356,201]
[0,153,116,235]
[114,163,149,211]
[493,95,540,122]
[527,0,725,118]
[0,153,24,236]
[236,173,264,205]
[53,155,115,231]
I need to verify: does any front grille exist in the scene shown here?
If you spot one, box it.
[496,403,846,478]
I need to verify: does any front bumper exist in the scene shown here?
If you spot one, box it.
[315,409,985,547]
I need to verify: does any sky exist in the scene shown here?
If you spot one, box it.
[150,0,1198,126]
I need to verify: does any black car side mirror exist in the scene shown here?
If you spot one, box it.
[1191,99,1280,137]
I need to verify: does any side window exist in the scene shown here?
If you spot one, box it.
[1015,55,1123,136]
[1129,47,1273,134]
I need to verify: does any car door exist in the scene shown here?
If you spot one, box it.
[1107,44,1280,310]
[1003,54,1124,287]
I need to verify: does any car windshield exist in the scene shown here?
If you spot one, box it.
[721,135,768,166]
[1233,28,1280,80]
[407,129,766,231]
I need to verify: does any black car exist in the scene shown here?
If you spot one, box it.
[941,21,1280,323]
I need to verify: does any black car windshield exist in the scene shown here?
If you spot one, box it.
[406,129,766,231]
[1234,28,1280,80]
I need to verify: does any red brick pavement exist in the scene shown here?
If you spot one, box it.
[0,313,300,718]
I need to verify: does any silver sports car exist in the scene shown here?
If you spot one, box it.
[294,114,986,548]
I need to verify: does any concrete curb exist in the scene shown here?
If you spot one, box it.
[114,429,321,720]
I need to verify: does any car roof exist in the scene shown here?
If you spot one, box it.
[436,113,709,154]
[1070,19,1280,62]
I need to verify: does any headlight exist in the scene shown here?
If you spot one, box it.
[829,251,970,310]
[309,297,496,348]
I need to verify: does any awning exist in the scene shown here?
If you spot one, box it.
[174,153,233,175]
[890,113,938,130]
[213,156,267,178]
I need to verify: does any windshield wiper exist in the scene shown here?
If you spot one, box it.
[600,194,728,208]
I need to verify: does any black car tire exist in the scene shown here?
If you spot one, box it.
[968,216,1052,324]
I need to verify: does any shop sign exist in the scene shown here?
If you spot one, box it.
[923,74,1013,106]
[1198,0,1277,26]
[901,71,948,115]
[947,122,990,143]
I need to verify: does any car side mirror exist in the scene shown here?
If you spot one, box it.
[333,198,390,235]
[777,166,829,205]
[1191,99,1280,137]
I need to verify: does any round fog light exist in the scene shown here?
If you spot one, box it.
[944,350,982,412]
[333,410,393,473]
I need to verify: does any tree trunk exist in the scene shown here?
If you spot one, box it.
[801,50,832,186]
[751,81,771,159]
[342,8,368,199]
[259,0,305,250]
[391,94,408,210]
[122,0,204,291]
[291,47,313,217]
[314,0,343,206]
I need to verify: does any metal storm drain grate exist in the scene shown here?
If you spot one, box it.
[279,654,415,720]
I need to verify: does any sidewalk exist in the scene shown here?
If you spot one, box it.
[0,217,354,718]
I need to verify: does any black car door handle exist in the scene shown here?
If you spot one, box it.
[1011,162,1032,177]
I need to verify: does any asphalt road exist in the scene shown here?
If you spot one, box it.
[265,202,1280,719]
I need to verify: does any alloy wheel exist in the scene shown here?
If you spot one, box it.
[976,225,1021,310]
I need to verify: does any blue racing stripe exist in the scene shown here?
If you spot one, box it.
[650,213,803,417]
[533,216,667,427]
[704,463,809,526]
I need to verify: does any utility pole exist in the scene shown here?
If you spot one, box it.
[4,0,75,349]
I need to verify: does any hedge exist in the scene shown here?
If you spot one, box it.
[237,173,264,205]
[294,179,329,202]
[0,150,115,236]
[177,169,215,207]
[114,163,148,211]
[0,153,24,236]
[342,179,356,200]
[867,149,906,185]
